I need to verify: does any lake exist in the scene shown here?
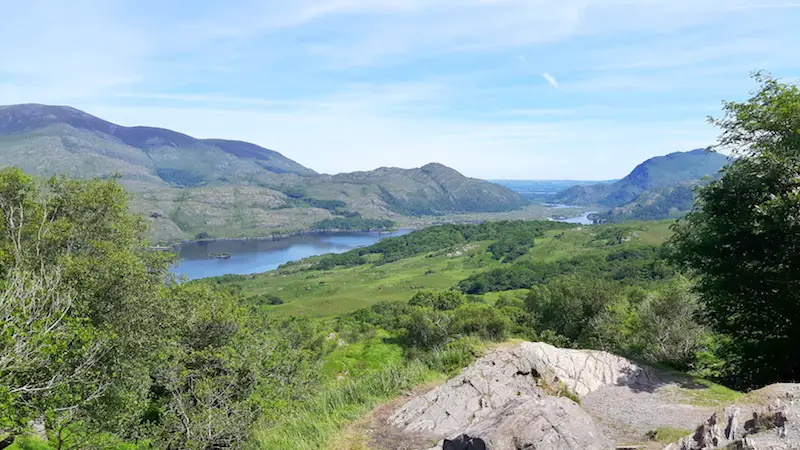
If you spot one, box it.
[560,212,597,225]
[172,230,410,280]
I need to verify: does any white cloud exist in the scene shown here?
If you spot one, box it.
[542,73,560,90]
[0,0,796,179]
[80,97,719,180]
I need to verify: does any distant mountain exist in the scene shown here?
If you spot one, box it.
[552,149,729,207]
[328,163,528,215]
[492,179,618,201]
[0,104,527,242]
[0,104,315,187]
[590,181,703,224]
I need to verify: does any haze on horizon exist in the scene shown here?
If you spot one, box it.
[1,0,798,179]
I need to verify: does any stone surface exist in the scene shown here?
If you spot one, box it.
[665,384,800,450]
[439,396,610,450]
[390,342,652,438]
[389,342,658,449]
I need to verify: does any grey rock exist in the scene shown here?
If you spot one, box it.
[391,342,651,438]
[665,384,800,450]
[456,396,610,450]
[391,341,656,449]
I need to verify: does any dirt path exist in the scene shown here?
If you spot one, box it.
[582,379,717,448]
[331,382,443,450]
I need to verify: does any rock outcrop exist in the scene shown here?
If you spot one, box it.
[665,384,800,450]
[390,342,658,449]
[381,342,800,450]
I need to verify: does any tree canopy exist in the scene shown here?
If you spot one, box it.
[669,73,800,389]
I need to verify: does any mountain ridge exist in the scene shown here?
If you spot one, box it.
[0,104,528,241]
[552,149,728,207]
[0,103,316,178]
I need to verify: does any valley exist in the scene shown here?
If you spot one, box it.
[2,65,800,450]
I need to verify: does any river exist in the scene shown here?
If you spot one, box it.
[172,230,410,280]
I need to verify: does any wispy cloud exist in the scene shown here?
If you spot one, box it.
[542,73,561,90]
[0,0,798,178]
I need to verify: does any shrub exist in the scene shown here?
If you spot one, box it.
[409,290,465,311]
[449,304,511,341]
[404,309,450,349]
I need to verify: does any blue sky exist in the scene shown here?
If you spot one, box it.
[1,1,799,179]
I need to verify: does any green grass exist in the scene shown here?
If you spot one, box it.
[647,426,693,444]
[321,330,404,379]
[675,377,743,407]
[227,241,498,317]
[250,362,439,449]
[208,221,676,317]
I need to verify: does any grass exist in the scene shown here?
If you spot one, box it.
[646,426,693,444]
[675,377,743,407]
[321,330,404,379]
[250,361,439,449]
[207,221,676,317]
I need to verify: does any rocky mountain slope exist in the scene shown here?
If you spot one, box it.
[0,104,528,242]
[553,149,729,208]
[591,181,702,224]
[354,341,798,450]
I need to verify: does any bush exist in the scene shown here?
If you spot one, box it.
[449,304,511,341]
[249,293,284,306]
[525,276,623,345]
[404,309,450,349]
[408,290,465,311]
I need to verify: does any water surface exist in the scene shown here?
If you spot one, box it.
[173,230,410,280]
[559,212,597,225]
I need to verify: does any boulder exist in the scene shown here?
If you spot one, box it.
[390,342,656,449]
[434,396,610,450]
[390,342,652,438]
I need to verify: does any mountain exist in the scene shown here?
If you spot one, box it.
[0,104,316,187]
[329,163,529,215]
[590,181,703,223]
[0,104,527,242]
[552,149,729,207]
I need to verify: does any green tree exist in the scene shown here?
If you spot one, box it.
[403,309,450,349]
[0,169,176,447]
[669,73,800,388]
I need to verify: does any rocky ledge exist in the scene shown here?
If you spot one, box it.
[380,342,800,450]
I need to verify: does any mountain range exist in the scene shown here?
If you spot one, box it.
[552,149,728,207]
[0,104,528,242]
[551,149,729,222]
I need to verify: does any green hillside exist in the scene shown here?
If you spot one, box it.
[553,149,728,207]
[592,181,705,223]
[0,104,528,242]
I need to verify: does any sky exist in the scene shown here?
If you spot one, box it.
[1,1,799,179]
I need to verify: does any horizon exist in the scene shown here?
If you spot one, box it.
[2,1,798,179]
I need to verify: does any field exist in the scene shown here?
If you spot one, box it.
[209,220,675,317]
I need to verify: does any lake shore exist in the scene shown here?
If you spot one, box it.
[155,227,412,250]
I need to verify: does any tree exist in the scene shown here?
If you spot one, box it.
[525,276,623,345]
[669,73,800,389]
[0,169,176,446]
[0,270,106,446]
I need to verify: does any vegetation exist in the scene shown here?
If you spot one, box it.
[311,217,395,231]
[669,73,800,390]
[552,149,728,207]
[593,182,700,224]
[308,220,573,270]
[5,74,800,449]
